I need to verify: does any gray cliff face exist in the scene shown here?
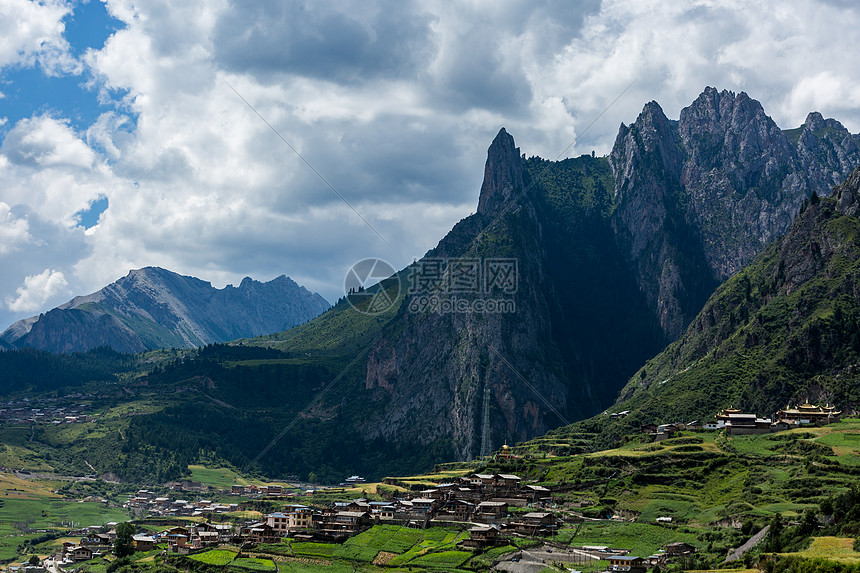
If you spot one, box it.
[610,87,860,339]
[609,101,713,339]
[0,267,330,353]
[364,129,574,460]
[679,88,800,279]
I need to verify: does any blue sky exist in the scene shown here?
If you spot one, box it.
[1,0,860,332]
[0,0,124,133]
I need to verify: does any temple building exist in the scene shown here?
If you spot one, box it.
[775,403,841,425]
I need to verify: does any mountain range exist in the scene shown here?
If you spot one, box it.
[355,87,860,460]
[0,267,330,353]
[3,86,860,483]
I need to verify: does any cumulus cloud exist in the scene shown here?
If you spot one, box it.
[2,0,860,330]
[6,268,69,312]
[0,0,78,73]
[0,201,31,253]
[213,1,436,84]
[3,115,96,169]
[0,115,111,227]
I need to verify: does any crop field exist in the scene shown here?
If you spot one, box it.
[383,468,472,489]
[0,471,62,497]
[0,496,129,530]
[254,541,292,556]
[341,482,407,495]
[242,525,481,572]
[724,434,786,457]
[231,557,277,571]
[556,522,699,557]
[814,431,860,464]
[189,549,238,565]
[408,549,472,568]
[686,570,757,573]
[275,562,354,573]
[467,544,517,568]
[291,541,338,558]
[333,543,379,562]
[343,524,424,554]
[187,465,261,489]
[787,537,860,562]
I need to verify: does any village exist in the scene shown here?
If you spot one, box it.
[0,396,95,426]
[3,402,850,573]
[20,468,703,573]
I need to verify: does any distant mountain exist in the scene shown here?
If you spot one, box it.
[610,166,860,424]
[0,267,330,353]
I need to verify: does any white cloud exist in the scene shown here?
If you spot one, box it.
[2,0,860,329]
[0,0,76,71]
[784,71,860,126]
[0,115,113,227]
[3,115,96,169]
[0,201,31,254]
[6,268,69,312]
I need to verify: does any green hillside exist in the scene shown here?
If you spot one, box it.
[605,168,860,429]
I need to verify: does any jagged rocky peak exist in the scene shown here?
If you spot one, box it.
[477,127,525,216]
[800,111,853,136]
[803,111,829,131]
[632,100,675,143]
[796,111,860,193]
[126,265,196,283]
[679,87,792,172]
[610,100,684,196]
[681,87,763,127]
[680,87,771,132]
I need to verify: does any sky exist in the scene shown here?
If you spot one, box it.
[1,0,860,331]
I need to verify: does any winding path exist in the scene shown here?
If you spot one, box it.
[725,525,769,563]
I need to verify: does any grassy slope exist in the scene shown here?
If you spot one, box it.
[601,179,860,431]
[787,537,860,562]
[498,420,860,536]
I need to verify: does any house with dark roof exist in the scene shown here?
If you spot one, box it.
[132,535,156,551]
[461,525,503,549]
[476,501,508,521]
[439,499,474,520]
[71,546,93,562]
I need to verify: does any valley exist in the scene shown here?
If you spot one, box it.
[4,420,860,571]
[3,88,860,573]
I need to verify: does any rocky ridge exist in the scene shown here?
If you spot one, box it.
[611,87,860,338]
